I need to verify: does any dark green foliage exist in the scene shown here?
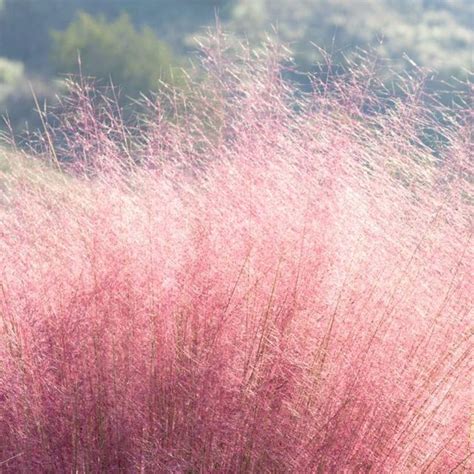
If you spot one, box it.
[51,12,182,97]
[0,1,232,72]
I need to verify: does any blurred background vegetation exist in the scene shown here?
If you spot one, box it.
[0,0,472,136]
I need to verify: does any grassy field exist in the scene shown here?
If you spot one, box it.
[0,38,472,473]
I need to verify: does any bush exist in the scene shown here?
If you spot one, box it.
[0,58,23,84]
[0,58,59,134]
[0,35,471,472]
[51,12,183,99]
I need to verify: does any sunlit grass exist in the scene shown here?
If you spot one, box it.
[0,35,471,473]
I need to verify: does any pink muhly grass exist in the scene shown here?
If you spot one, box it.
[0,35,472,472]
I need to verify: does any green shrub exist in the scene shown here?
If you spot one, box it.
[51,12,183,98]
[0,58,23,83]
